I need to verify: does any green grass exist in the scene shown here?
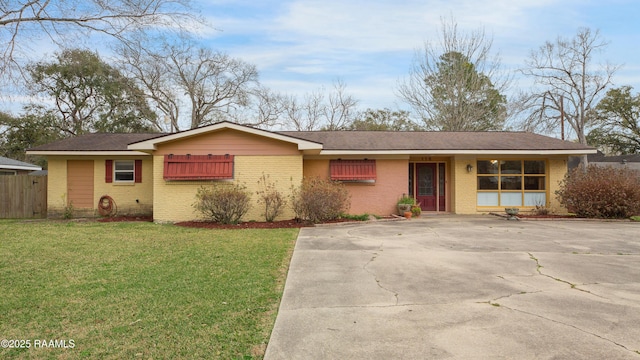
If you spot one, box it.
[631,216,640,222]
[0,220,298,359]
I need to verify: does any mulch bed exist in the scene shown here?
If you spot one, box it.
[97,215,154,223]
[174,219,314,229]
[516,214,579,219]
[94,215,368,228]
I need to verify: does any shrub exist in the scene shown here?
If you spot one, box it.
[556,165,640,219]
[193,183,251,224]
[340,213,371,221]
[256,173,287,222]
[291,177,350,223]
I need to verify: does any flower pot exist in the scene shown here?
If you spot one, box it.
[397,203,412,215]
[404,211,412,219]
[411,205,422,217]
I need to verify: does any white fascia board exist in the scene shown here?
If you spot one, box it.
[128,122,323,151]
[26,151,151,156]
[318,149,598,156]
[0,164,42,171]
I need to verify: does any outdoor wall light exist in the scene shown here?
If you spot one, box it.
[466,164,473,173]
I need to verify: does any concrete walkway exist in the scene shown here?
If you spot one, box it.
[265,215,640,359]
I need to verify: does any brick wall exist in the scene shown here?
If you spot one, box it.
[303,158,409,216]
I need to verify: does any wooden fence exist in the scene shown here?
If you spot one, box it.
[0,175,47,218]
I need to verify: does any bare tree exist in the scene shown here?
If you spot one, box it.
[0,0,198,82]
[238,86,287,128]
[117,39,180,132]
[396,17,510,131]
[281,81,359,131]
[519,28,618,167]
[322,80,359,130]
[168,44,259,129]
[118,39,262,130]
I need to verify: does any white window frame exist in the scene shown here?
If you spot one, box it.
[114,160,135,183]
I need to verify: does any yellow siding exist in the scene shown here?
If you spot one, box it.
[93,158,154,216]
[451,155,571,215]
[451,156,477,214]
[46,158,69,217]
[548,157,568,212]
[45,156,153,218]
[152,155,303,222]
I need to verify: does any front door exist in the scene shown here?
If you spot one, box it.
[415,163,446,212]
[416,163,436,211]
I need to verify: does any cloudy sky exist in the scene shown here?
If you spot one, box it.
[195,0,640,110]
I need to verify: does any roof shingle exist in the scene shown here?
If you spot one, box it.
[278,131,593,151]
[28,133,164,152]
[27,128,594,153]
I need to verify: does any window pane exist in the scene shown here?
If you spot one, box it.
[478,176,498,190]
[524,193,546,206]
[478,192,499,206]
[524,176,545,190]
[115,172,134,181]
[477,160,498,174]
[115,161,134,171]
[439,163,445,194]
[524,161,545,174]
[501,176,522,190]
[500,161,521,174]
[501,192,522,206]
[418,165,434,196]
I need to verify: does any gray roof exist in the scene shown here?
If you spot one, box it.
[279,131,593,151]
[28,133,164,152]
[0,156,42,170]
[27,127,594,153]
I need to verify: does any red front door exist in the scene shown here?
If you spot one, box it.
[415,163,446,212]
[416,163,436,211]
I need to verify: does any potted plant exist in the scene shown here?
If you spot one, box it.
[505,207,519,220]
[397,195,415,215]
[411,204,422,217]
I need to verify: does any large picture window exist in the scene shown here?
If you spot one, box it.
[477,160,546,207]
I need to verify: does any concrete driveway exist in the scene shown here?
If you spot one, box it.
[265,216,640,359]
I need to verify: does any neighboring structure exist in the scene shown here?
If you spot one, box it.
[0,156,42,175]
[569,151,640,171]
[27,121,596,221]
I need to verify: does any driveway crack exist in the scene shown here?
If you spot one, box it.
[528,252,608,299]
[363,243,399,305]
[494,304,639,355]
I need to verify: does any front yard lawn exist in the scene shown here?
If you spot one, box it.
[0,220,298,359]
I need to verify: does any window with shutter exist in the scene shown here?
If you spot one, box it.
[330,160,376,181]
[163,154,234,180]
[106,159,142,183]
[114,160,135,182]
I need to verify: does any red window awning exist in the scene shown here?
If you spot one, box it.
[163,154,234,180]
[330,160,376,181]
